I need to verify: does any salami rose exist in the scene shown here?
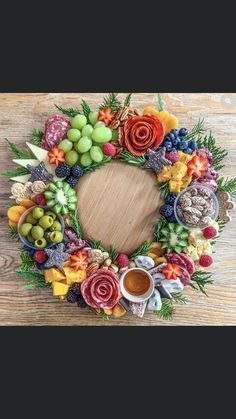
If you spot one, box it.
[123,115,164,156]
[81,269,120,309]
[42,115,71,151]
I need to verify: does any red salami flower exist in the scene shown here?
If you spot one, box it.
[81,269,120,309]
[42,115,71,151]
[123,115,164,156]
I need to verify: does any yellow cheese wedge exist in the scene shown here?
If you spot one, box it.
[52,281,69,297]
[44,268,66,283]
[63,267,86,285]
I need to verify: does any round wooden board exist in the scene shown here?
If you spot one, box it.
[76,160,162,254]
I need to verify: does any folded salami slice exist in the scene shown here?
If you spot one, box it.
[42,115,71,151]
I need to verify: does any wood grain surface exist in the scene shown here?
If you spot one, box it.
[0,93,236,326]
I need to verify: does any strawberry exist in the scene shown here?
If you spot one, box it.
[48,147,65,166]
[70,251,88,271]
[187,156,208,177]
[162,263,182,280]
[98,108,115,126]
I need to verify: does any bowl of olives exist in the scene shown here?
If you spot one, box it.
[18,206,64,249]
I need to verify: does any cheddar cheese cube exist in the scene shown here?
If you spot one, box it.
[52,281,69,297]
[44,268,66,283]
[63,267,86,285]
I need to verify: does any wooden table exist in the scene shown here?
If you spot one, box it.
[1,93,236,326]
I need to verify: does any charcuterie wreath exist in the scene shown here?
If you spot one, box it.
[4,93,236,320]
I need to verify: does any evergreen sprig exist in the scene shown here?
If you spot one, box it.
[16,270,49,289]
[99,93,121,113]
[31,129,44,146]
[5,138,34,159]
[217,177,236,199]
[18,250,37,271]
[124,93,132,107]
[83,157,112,174]
[88,237,107,252]
[159,182,169,199]
[81,100,91,118]
[172,292,189,304]
[156,298,175,320]
[154,217,168,241]
[2,166,29,179]
[218,219,227,233]
[190,270,213,296]
[70,209,82,238]
[197,132,228,171]
[186,118,206,141]
[119,151,146,167]
[55,104,81,117]
[129,241,152,261]
[157,93,164,112]
[8,225,19,240]
[109,246,118,262]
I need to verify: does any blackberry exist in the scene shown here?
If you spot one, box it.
[159,204,173,218]
[66,176,78,188]
[71,165,84,178]
[165,193,178,206]
[77,295,87,308]
[167,213,177,223]
[67,289,77,304]
[71,283,81,296]
[55,163,71,178]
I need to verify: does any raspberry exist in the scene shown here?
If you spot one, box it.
[199,255,213,267]
[116,253,129,268]
[102,143,116,157]
[203,226,217,239]
[71,165,84,178]
[34,193,47,206]
[33,250,47,263]
[166,151,179,163]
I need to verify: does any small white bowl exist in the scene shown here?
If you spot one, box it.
[119,267,154,303]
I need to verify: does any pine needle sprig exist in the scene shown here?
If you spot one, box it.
[83,156,112,174]
[8,225,19,240]
[18,250,37,271]
[172,293,189,304]
[99,93,121,113]
[109,246,118,262]
[197,132,228,171]
[186,118,206,141]
[217,219,227,233]
[217,177,236,199]
[154,217,168,241]
[119,151,146,167]
[81,100,91,118]
[5,138,34,159]
[70,209,82,238]
[189,270,213,296]
[156,298,175,320]
[157,93,164,112]
[16,270,49,289]
[98,312,111,321]
[88,237,107,252]
[124,93,132,107]
[31,129,44,146]
[2,166,29,179]
[55,104,81,117]
[129,241,152,261]
[159,182,169,199]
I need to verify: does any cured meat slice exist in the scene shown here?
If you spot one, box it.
[165,253,188,271]
[178,253,196,276]
[81,269,120,309]
[179,266,191,286]
[42,115,71,151]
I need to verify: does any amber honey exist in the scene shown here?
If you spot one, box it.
[124,269,150,296]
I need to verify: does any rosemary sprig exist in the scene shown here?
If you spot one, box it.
[197,132,228,171]
[8,225,19,240]
[157,93,164,112]
[88,237,107,252]
[81,100,91,118]
[189,270,213,296]
[55,104,81,117]
[186,118,206,141]
[70,209,82,238]
[99,93,121,113]
[124,93,132,107]
[154,217,168,241]
[5,138,34,159]
[98,312,111,321]
[119,151,146,167]
[109,246,118,262]
[31,129,44,146]
[129,241,152,261]
[217,177,236,199]
[156,298,175,320]
[159,182,169,199]
[83,156,112,174]
[16,270,49,289]
[2,166,29,179]
[18,250,37,271]
[172,292,189,304]
[217,219,227,233]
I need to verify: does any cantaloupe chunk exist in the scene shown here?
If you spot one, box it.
[44,268,66,283]
[52,281,69,297]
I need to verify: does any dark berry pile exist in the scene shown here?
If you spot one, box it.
[55,163,84,187]
[159,193,178,222]
[163,128,198,155]
[66,283,88,308]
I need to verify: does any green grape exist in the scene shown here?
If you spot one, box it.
[58,139,73,153]
[90,146,104,163]
[67,129,81,142]
[77,136,92,153]
[112,129,118,141]
[80,152,93,167]
[73,142,81,153]
[82,124,94,138]
[65,150,79,166]
[92,127,112,144]
[71,114,87,130]
[88,111,98,126]
[94,121,105,128]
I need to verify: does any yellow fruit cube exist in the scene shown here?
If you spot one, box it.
[169,180,182,193]
[178,151,192,164]
[157,166,171,182]
[155,257,167,264]
[172,162,187,178]
[44,268,66,283]
[63,267,86,285]
[104,308,112,315]
[52,281,69,297]
[63,260,71,268]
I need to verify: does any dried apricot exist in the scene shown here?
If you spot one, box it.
[7,205,27,223]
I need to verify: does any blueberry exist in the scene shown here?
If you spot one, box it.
[172,137,179,146]
[185,147,193,154]
[179,128,189,137]
[164,135,172,142]
[37,262,46,270]
[171,148,177,152]
[179,140,188,150]
[165,144,173,152]
[168,132,175,141]
[189,140,198,151]
[163,140,172,148]
[171,129,179,137]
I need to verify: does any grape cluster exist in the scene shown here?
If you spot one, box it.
[163,128,198,155]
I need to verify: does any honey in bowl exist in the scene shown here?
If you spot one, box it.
[123,269,150,296]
